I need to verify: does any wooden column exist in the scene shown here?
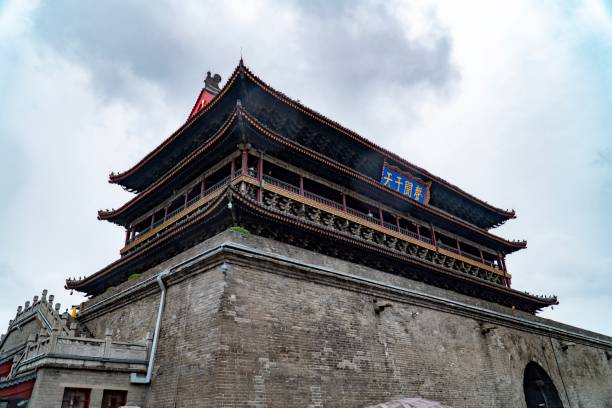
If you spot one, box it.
[378,208,384,225]
[299,175,304,196]
[124,228,130,245]
[456,238,461,255]
[150,214,155,228]
[341,193,347,211]
[184,193,188,207]
[416,224,421,240]
[430,223,437,248]
[479,248,485,263]
[395,216,400,230]
[497,251,505,271]
[230,158,236,179]
[241,148,248,175]
[164,207,168,220]
[200,177,206,195]
[257,152,264,202]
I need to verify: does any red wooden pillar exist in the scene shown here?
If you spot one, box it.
[130,228,136,240]
[341,193,347,211]
[395,216,400,230]
[124,228,130,244]
[257,152,264,202]
[230,158,236,179]
[430,224,437,248]
[241,148,248,176]
[378,208,384,225]
[456,238,461,255]
[200,177,206,195]
[479,248,485,263]
[150,214,155,228]
[299,175,304,196]
[497,251,505,271]
[416,224,421,240]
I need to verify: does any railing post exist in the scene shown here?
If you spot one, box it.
[104,328,113,358]
[25,334,36,361]
[49,327,59,353]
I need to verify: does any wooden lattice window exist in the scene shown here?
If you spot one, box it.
[61,388,90,408]
[101,390,127,408]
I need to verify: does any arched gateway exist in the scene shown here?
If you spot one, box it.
[523,361,564,408]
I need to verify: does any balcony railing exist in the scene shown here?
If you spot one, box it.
[261,175,502,272]
[129,176,232,244]
[123,170,503,274]
[13,332,148,376]
[263,175,300,195]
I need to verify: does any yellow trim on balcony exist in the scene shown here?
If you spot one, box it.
[120,174,510,279]
[263,181,510,279]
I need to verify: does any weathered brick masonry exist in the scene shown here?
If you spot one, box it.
[77,231,612,407]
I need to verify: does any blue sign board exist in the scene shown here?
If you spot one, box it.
[380,164,429,204]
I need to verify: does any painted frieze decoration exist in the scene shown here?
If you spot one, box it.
[380,162,431,204]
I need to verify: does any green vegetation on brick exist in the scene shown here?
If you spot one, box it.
[229,226,250,234]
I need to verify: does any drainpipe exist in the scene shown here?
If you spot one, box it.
[131,270,169,384]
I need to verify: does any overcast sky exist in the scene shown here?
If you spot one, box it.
[1,0,611,336]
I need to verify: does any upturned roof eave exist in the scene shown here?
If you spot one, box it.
[107,60,515,224]
[98,108,242,225]
[237,62,516,223]
[107,64,244,188]
[69,187,552,311]
[98,105,527,252]
[68,187,233,293]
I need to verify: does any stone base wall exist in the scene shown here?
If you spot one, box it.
[77,231,612,407]
[28,368,145,408]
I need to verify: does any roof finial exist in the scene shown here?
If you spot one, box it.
[204,71,222,95]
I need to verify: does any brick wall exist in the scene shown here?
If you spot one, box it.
[77,231,612,407]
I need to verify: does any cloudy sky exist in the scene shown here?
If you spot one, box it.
[1,0,611,336]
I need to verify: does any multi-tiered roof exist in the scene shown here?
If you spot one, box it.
[66,60,557,313]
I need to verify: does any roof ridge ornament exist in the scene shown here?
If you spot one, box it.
[204,71,222,95]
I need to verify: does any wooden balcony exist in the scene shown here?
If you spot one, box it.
[120,170,510,285]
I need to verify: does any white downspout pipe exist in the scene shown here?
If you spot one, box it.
[130,270,169,384]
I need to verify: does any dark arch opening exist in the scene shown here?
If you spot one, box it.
[523,361,564,408]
